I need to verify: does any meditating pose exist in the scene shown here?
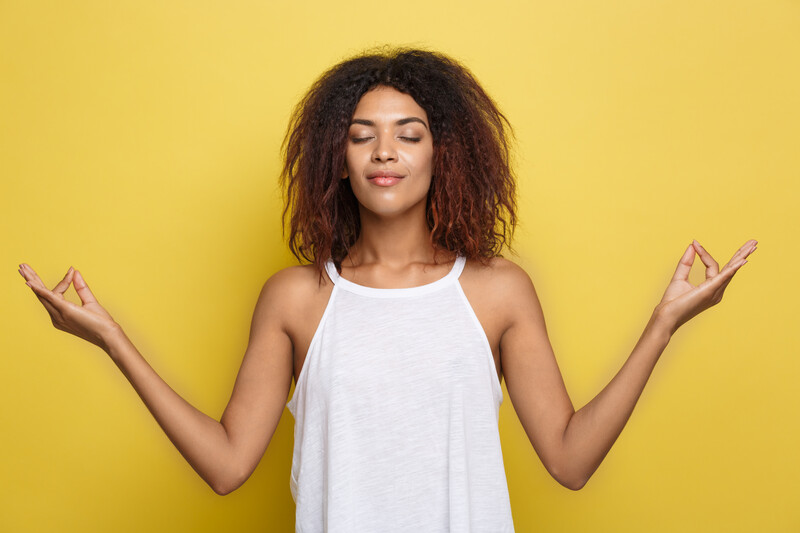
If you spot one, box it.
[19,48,757,532]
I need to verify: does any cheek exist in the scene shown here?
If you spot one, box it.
[425,148,435,173]
[405,146,435,174]
[345,144,373,169]
[343,149,360,178]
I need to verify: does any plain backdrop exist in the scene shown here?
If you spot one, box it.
[2,1,798,531]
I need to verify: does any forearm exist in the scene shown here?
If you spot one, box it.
[558,312,673,489]
[103,326,239,494]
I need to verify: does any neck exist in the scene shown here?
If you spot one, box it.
[347,204,443,267]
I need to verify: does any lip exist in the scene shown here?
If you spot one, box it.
[367,170,405,187]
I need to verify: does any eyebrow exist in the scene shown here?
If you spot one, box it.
[350,117,429,130]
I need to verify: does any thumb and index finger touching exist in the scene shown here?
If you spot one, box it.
[19,263,98,308]
[671,239,758,292]
[22,239,758,311]
[52,266,75,295]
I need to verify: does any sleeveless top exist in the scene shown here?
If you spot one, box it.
[286,257,515,532]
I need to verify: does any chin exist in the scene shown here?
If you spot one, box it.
[351,188,426,216]
[358,198,428,220]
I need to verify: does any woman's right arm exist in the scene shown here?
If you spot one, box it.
[19,264,294,495]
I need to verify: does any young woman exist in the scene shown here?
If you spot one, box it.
[19,48,757,532]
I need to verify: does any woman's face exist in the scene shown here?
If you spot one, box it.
[344,86,434,219]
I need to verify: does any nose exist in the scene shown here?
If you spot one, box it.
[372,135,397,163]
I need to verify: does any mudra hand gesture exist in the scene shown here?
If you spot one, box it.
[20,238,757,350]
[655,239,757,335]
[18,265,120,351]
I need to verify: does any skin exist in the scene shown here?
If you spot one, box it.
[19,86,757,496]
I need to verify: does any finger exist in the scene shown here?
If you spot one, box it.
[19,265,74,321]
[18,263,34,282]
[670,244,696,282]
[19,263,45,287]
[73,270,98,305]
[27,283,80,332]
[714,271,736,297]
[19,264,53,293]
[711,259,748,301]
[700,254,747,295]
[33,290,62,318]
[25,278,62,306]
[25,279,76,321]
[53,267,75,295]
[723,239,758,271]
[691,240,719,278]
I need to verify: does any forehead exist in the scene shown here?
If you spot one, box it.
[351,86,429,124]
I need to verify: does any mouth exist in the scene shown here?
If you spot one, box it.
[367,170,405,187]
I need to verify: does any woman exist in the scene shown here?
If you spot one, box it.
[19,48,756,532]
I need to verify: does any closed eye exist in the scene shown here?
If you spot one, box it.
[350,136,421,143]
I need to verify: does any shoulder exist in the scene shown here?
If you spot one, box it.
[461,255,536,295]
[460,255,541,326]
[253,264,333,325]
[261,264,330,296]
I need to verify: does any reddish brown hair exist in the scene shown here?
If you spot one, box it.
[281,47,517,273]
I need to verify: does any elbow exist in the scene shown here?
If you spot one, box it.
[548,462,591,491]
[208,468,251,496]
[209,476,244,496]
[210,481,237,496]
[556,475,589,491]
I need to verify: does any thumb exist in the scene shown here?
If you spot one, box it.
[670,244,697,283]
[73,270,99,305]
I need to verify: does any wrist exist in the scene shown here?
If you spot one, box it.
[99,322,128,355]
[647,307,676,343]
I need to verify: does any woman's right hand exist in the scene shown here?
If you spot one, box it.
[19,264,120,351]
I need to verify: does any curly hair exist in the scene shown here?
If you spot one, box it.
[281,46,517,273]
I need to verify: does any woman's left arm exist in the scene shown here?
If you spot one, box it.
[502,238,757,490]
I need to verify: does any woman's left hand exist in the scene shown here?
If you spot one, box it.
[654,239,757,335]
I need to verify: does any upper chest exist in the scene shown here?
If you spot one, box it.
[286,268,507,386]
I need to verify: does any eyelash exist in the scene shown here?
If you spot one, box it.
[350,136,422,144]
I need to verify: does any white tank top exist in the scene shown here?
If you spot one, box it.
[286,256,515,532]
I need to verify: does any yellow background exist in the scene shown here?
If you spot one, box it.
[2,1,798,531]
